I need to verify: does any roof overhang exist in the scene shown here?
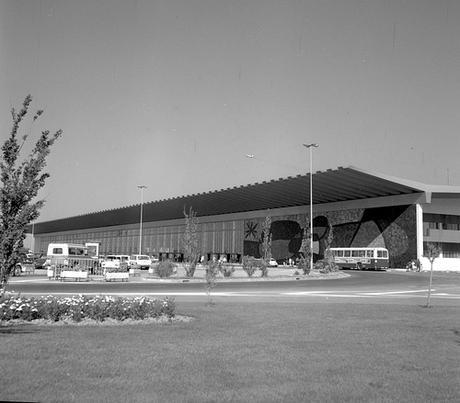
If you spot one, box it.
[30,166,446,234]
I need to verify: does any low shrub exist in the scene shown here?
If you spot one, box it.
[297,257,311,275]
[242,256,258,277]
[258,260,268,277]
[154,260,177,278]
[314,259,338,273]
[220,264,235,278]
[0,295,176,322]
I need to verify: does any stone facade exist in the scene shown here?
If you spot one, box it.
[244,205,417,268]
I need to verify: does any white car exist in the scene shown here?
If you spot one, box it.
[101,255,130,271]
[129,255,152,269]
[268,258,278,267]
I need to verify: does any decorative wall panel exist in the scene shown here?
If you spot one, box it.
[243,205,416,267]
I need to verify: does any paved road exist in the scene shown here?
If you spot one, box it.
[7,270,460,304]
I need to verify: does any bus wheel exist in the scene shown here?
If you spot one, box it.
[356,262,363,270]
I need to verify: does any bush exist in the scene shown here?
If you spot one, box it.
[314,259,338,274]
[242,256,258,277]
[258,260,268,277]
[154,260,177,278]
[220,264,235,278]
[0,295,176,322]
[297,257,311,275]
[242,256,269,277]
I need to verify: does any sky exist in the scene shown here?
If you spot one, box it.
[1,0,460,223]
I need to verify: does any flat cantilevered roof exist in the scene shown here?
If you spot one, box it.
[32,166,443,234]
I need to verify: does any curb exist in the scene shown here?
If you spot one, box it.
[8,271,351,284]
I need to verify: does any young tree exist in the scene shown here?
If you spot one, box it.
[261,215,272,261]
[298,222,311,275]
[182,206,199,278]
[425,242,441,308]
[0,95,62,294]
[260,214,272,277]
[204,259,220,306]
[323,223,337,272]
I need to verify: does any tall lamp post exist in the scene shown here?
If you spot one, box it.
[303,143,319,271]
[137,185,147,254]
[31,222,35,253]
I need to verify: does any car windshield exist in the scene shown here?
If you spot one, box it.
[68,247,87,256]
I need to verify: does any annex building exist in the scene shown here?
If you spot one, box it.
[30,166,460,271]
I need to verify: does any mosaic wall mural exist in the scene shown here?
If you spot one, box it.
[243,205,416,267]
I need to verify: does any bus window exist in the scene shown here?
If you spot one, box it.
[344,250,351,257]
[337,250,344,257]
[366,250,373,258]
[377,250,388,258]
[359,250,366,257]
[352,250,360,257]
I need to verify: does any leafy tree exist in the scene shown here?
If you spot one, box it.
[182,206,200,278]
[425,242,441,307]
[0,95,62,294]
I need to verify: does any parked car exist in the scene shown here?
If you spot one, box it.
[12,253,35,276]
[33,253,47,269]
[268,258,278,267]
[101,255,130,271]
[129,255,152,269]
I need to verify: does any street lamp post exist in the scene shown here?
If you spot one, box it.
[303,143,319,272]
[137,185,147,254]
[31,222,35,253]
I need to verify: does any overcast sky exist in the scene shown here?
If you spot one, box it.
[1,0,460,223]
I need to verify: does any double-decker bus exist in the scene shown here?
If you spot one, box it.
[329,247,389,270]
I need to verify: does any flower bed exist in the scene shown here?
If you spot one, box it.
[129,268,141,276]
[104,266,128,273]
[0,295,175,322]
[60,270,89,281]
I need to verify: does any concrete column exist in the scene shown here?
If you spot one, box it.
[416,203,424,260]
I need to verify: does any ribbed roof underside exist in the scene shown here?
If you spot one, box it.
[33,166,424,234]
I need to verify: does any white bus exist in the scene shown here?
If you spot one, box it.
[329,247,389,270]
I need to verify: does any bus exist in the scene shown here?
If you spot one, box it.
[329,247,389,270]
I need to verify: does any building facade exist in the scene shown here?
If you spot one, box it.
[30,167,460,271]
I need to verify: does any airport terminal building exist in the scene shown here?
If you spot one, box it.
[30,167,460,271]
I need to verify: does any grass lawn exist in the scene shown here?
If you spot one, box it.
[1,299,459,402]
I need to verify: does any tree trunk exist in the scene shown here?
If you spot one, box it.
[426,259,434,307]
